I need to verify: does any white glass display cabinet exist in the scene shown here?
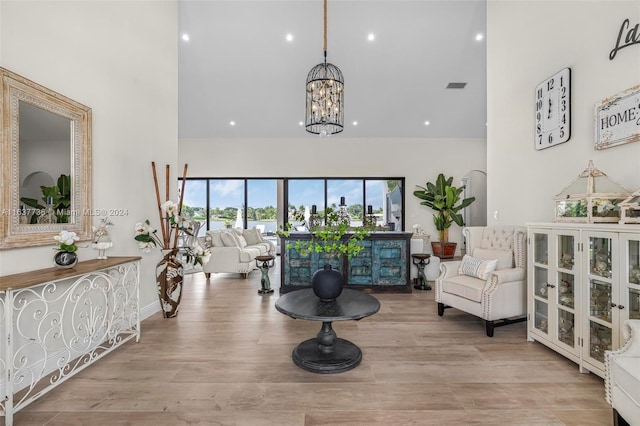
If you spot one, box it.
[528,228,582,365]
[527,223,640,378]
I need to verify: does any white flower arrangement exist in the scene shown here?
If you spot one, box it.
[53,230,79,252]
[134,202,211,266]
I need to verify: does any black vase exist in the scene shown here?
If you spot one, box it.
[312,264,344,302]
[53,251,78,269]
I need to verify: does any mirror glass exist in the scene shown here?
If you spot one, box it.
[1,67,92,249]
[19,101,73,223]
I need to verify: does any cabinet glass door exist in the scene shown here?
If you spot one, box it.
[534,267,549,299]
[589,321,612,363]
[555,232,577,350]
[625,238,640,321]
[589,279,612,323]
[629,288,640,320]
[534,299,548,334]
[557,272,575,309]
[557,234,575,270]
[534,233,548,264]
[558,309,575,347]
[589,236,612,279]
[584,233,616,370]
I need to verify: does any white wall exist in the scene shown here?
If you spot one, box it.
[0,1,179,314]
[487,0,640,225]
[180,137,487,249]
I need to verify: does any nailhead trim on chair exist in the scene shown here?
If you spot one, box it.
[604,321,636,405]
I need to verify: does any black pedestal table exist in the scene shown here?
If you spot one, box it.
[275,288,380,374]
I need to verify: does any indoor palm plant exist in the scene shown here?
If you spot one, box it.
[413,173,475,258]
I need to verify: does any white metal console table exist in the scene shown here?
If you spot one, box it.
[0,256,141,425]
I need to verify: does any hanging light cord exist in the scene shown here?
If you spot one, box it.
[323,0,327,62]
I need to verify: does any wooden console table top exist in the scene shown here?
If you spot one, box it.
[0,256,141,291]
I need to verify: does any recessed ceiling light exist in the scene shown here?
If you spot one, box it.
[181,33,190,42]
[424,121,430,126]
[286,33,294,42]
[229,121,236,126]
[367,33,375,41]
[352,121,358,126]
[475,33,483,41]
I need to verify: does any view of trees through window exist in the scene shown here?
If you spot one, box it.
[179,177,404,235]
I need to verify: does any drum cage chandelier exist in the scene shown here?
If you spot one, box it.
[305,0,344,136]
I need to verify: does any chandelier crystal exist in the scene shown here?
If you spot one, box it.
[305,0,344,136]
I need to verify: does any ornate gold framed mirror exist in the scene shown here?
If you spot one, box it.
[0,67,92,249]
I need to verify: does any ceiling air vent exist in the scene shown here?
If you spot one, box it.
[446,82,467,89]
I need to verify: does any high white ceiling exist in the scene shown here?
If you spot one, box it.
[178,0,487,139]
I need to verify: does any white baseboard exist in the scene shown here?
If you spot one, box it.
[140,299,161,321]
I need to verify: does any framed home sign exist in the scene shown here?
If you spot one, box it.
[594,84,640,150]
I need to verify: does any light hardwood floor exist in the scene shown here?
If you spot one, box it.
[13,261,612,426]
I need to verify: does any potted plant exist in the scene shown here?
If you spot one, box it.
[20,174,71,223]
[413,173,475,259]
[277,206,369,301]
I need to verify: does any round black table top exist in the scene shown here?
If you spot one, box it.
[275,288,380,322]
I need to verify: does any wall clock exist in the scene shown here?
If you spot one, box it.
[535,67,571,150]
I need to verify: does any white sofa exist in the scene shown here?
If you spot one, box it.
[201,228,274,279]
[605,319,640,426]
[435,226,527,337]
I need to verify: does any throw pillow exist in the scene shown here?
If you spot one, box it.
[458,254,498,280]
[236,234,248,249]
[207,231,224,247]
[220,231,238,247]
[473,248,513,270]
[243,228,261,245]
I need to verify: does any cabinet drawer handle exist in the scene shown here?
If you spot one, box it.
[610,303,617,308]
[546,283,556,288]
[618,305,625,309]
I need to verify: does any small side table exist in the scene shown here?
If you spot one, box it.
[255,255,275,294]
[412,253,432,291]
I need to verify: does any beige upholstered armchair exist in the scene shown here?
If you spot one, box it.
[435,226,527,337]
[605,319,640,426]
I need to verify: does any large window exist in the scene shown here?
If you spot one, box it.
[247,180,278,233]
[180,179,207,236]
[179,177,404,233]
[326,180,364,225]
[287,179,324,229]
[208,179,244,230]
[284,178,404,230]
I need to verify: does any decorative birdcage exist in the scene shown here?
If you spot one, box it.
[554,160,632,223]
[618,189,640,224]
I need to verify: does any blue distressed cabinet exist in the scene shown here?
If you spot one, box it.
[280,232,411,293]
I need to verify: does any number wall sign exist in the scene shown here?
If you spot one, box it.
[535,68,571,150]
[594,84,640,150]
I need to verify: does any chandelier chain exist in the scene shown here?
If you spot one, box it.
[323,0,327,56]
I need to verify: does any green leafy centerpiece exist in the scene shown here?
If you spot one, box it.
[278,206,370,301]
